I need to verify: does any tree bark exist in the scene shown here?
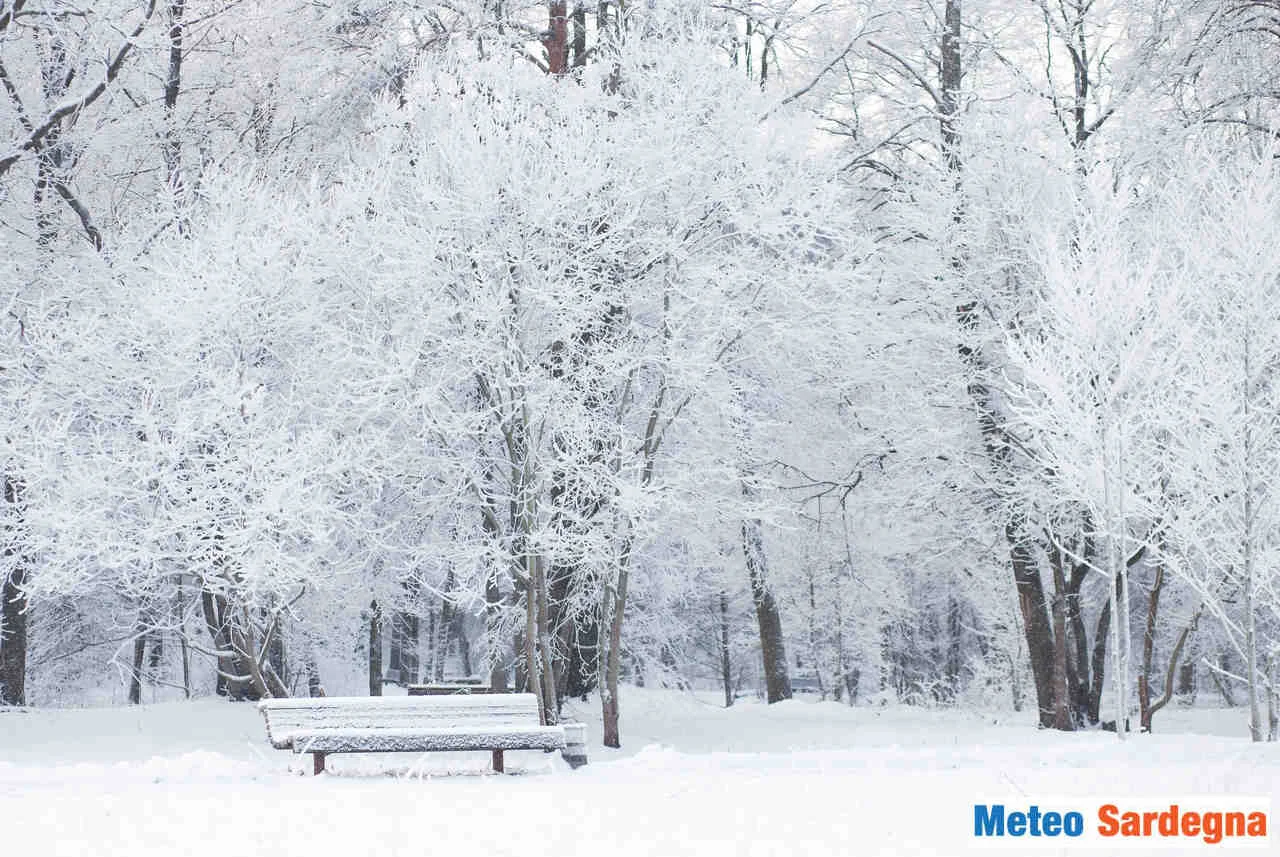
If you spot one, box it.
[175,577,191,699]
[128,616,147,705]
[601,559,628,746]
[1008,520,1056,726]
[571,3,587,68]
[162,0,186,230]
[1140,611,1198,732]
[485,562,508,692]
[742,515,791,703]
[1049,545,1074,730]
[1065,556,1093,721]
[1137,562,1165,731]
[368,599,382,696]
[720,591,734,708]
[545,1,569,74]
[0,475,27,706]
[1089,598,1110,724]
[534,555,558,724]
[200,587,255,699]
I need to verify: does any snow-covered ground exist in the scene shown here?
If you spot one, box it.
[2,689,1277,856]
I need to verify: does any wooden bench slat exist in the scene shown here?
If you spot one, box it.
[289,726,566,754]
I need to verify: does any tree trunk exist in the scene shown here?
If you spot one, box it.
[571,3,587,68]
[939,0,962,174]
[534,555,558,725]
[200,587,254,700]
[425,611,438,681]
[0,475,27,707]
[1137,563,1165,732]
[1049,546,1074,730]
[306,647,324,697]
[741,516,791,703]
[163,0,186,230]
[368,599,382,696]
[1244,408,1263,741]
[1267,655,1278,742]
[524,572,541,713]
[433,572,455,681]
[545,1,569,74]
[1065,558,1093,722]
[1008,521,1055,726]
[454,619,473,677]
[1140,612,1197,733]
[175,577,191,699]
[390,609,420,685]
[128,616,148,705]
[1089,598,1110,724]
[601,561,628,746]
[485,565,508,692]
[719,591,733,708]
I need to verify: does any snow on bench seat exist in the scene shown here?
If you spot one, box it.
[287,726,567,754]
[259,692,586,774]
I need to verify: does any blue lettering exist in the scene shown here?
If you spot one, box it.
[974,805,1085,838]
[975,805,1005,837]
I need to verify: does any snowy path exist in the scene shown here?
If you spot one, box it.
[2,691,1278,856]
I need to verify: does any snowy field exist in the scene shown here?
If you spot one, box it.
[3,690,1278,857]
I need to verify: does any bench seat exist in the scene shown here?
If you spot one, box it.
[259,692,587,774]
[286,725,567,754]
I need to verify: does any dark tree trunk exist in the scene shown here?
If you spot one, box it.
[534,555,558,725]
[175,576,191,699]
[200,587,255,700]
[1049,545,1074,730]
[939,0,962,173]
[719,591,734,708]
[368,599,382,696]
[550,555,600,703]
[128,616,147,705]
[1089,599,1110,724]
[1178,659,1195,701]
[148,626,164,675]
[162,0,186,230]
[0,476,27,706]
[264,608,285,687]
[741,516,791,703]
[545,1,569,74]
[307,650,324,697]
[571,3,587,68]
[1065,557,1093,722]
[1008,520,1056,727]
[454,619,472,677]
[1214,651,1238,707]
[944,595,962,700]
[485,564,508,692]
[425,611,438,681]
[1087,570,1131,723]
[514,628,528,694]
[1140,612,1198,733]
[435,571,455,682]
[1137,563,1165,731]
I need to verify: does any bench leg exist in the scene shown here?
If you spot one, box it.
[491,750,504,774]
[313,752,326,776]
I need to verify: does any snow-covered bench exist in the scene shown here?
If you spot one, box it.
[259,693,588,775]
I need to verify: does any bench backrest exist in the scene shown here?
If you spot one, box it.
[259,692,543,749]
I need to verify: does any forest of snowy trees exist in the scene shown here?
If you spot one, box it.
[2,0,1280,747]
